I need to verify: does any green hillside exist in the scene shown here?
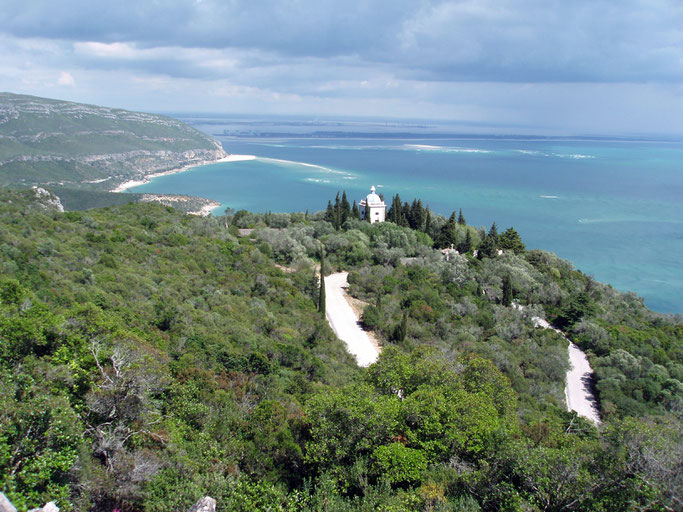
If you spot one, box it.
[0,188,680,511]
[0,93,226,193]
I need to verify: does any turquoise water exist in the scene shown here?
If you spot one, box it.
[129,137,683,314]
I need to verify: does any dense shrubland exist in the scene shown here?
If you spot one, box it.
[0,188,680,511]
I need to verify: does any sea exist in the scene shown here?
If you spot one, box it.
[128,116,683,315]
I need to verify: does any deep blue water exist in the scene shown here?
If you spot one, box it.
[129,136,683,314]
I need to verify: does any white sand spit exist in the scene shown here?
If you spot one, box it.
[111,154,256,193]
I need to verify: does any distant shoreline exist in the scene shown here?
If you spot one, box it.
[110,154,256,193]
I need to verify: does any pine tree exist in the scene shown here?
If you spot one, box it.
[458,208,466,225]
[499,227,526,253]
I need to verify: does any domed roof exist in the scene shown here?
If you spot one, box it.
[365,185,383,205]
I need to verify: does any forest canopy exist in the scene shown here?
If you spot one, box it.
[0,188,680,512]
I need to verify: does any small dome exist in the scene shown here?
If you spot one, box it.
[365,185,383,204]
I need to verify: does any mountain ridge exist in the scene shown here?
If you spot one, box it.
[0,92,226,194]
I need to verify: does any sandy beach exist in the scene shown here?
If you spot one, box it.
[111,154,256,193]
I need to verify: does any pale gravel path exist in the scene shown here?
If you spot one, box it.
[325,272,381,367]
[514,304,601,424]
[565,341,602,424]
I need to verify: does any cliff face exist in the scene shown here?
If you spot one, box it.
[0,93,226,190]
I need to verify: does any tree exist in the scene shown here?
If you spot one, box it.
[372,443,427,485]
[388,194,402,224]
[458,208,466,226]
[409,199,426,231]
[424,208,432,234]
[393,310,408,342]
[479,223,499,258]
[333,192,342,230]
[458,229,472,254]
[502,274,513,307]
[341,191,351,224]
[499,227,525,253]
[318,252,326,316]
[488,222,498,242]
[325,200,335,224]
[436,212,457,249]
[351,200,360,220]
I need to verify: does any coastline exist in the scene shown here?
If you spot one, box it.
[110,154,256,193]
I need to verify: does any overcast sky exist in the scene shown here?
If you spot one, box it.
[2,0,683,135]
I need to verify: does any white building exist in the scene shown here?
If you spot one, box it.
[359,185,386,223]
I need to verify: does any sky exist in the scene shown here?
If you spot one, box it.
[2,0,683,136]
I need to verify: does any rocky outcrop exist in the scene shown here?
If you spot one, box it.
[32,186,64,212]
[188,497,216,512]
[0,493,59,512]
[28,503,59,512]
[0,493,16,512]
[0,492,217,512]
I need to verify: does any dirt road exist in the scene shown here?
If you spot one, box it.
[324,272,380,367]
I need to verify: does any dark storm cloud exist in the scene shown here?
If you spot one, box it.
[3,0,683,83]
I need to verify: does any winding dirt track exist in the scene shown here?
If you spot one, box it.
[565,341,602,424]
[324,279,599,424]
[515,304,601,424]
[324,272,380,367]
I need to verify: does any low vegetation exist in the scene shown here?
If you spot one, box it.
[0,188,680,511]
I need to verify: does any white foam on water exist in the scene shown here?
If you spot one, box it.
[553,153,595,159]
[515,149,544,155]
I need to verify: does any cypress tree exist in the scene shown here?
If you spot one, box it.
[458,208,466,225]
[333,192,342,230]
[409,199,426,230]
[388,194,402,223]
[478,222,499,258]
[424,208,432,234]
[402,202,410,227]
[341,191,351,224]
[318,252,326,316]
[502,274,513,307]
[325,200,335,224]
[437,211,457,248]
[458,229,472,253]
[394,310,408,342]
[488,222,498,241]
[351,200,360,220]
